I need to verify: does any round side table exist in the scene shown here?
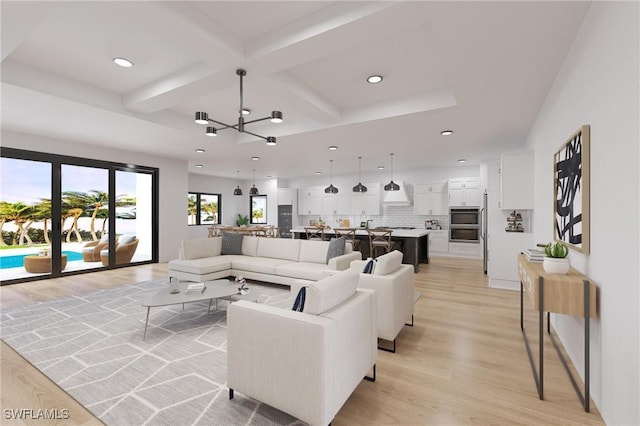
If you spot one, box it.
[24,254,68,273]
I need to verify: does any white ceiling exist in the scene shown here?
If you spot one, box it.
[1,1,591,180]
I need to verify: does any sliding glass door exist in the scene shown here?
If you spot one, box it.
[0,148,158,284]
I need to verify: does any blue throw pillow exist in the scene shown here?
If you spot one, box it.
[221,232,243,255]
[362,258,376,274]
[292,287,306,312]
[326,237,346,264]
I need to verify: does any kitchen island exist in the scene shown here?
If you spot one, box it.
[291,227,430,272]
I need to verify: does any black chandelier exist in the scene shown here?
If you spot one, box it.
[195,69,283,146]
[233,170,243,196]
[324,159,338,194]
[384,153,400,191]
[352,156,367,193]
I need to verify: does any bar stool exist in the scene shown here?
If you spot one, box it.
[304,226,325,241]
[334,227,360,251]
[367,228,393,259]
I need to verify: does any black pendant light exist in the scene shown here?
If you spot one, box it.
[250,169,259,195]
[384,153,400,191]
[324,159,338,194]
[233,170,243,196]
[352,156,368,193]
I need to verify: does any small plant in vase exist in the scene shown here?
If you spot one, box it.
[543,242,570,274]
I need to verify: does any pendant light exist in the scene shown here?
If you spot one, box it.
[384,153,400,191]
[233,170,243,196]
[352,156,368,193]
[250,169,259,195]
[324,159,338,194]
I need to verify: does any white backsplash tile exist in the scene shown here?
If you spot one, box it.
[299,206,449,230]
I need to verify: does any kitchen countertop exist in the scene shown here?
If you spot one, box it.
[291,227,434,238]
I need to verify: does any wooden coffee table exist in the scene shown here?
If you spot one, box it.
[141,279,258,340]
[24,254,68,273]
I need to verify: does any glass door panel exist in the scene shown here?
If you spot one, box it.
[114,170,152,265]
[0,157,52,281]
[61,164,109,272]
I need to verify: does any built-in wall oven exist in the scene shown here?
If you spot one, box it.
[449,207,480,243]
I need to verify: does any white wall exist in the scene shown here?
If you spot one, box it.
[1,130,188,262]
[524,3,639,424]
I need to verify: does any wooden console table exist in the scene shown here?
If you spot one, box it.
[517,254,597,412]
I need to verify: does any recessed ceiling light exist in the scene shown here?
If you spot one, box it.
[458,159,467,163]
[367,75,383,84]
[113,57,133,68]
[266,175,273,179]
[195,164,203,168]
[315,171,322,175]
[195,148,205,153]
[328,146,338,151]
[441,130,454,136]
[251,156,260,161]
[377,166,385,170]
[241,108,251,115]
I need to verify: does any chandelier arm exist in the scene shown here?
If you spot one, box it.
[206,118,236,130]
[242,116,272,125]
[242,129,270,141]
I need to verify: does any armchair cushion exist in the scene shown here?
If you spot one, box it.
[373,250,403,275]
[305,270,359,315]
[362,258,377,274]
[119,234,136,245]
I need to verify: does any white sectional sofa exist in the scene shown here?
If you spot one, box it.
[227,270,377,426]
[168,236,361,285]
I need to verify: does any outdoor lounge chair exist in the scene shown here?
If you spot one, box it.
[100,235,138,265]
[82,235,112,262]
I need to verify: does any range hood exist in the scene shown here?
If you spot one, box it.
[382,181,412,206]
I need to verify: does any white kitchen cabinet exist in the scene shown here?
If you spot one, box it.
[351,183,381,216]
[298,186,323,215]
[448,178,481,207]
[337,194,351,215]
[322,193,338,215]
[415,183,447,215]
[448,241,481,258]
[488,232,533,290]
[500,152,534,210]
[429,230,449,254]
[277,188,297,205]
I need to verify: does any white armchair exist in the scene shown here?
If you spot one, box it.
[227,271,377,426]
[350,250,415,353]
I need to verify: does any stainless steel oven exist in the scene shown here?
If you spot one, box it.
[449,208,480,243]
[449,226,480,243]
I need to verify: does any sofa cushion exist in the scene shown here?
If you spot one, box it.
[304,270,359,315]
[242,236,259,257]
[168,256,232,274]
[119,234,136,245]
[256,238,301,261]
[275,262,330,281]
[299,240,329,264]
[222,232,244,255]
[326,237,345,264]
[231,256,292,275]
[373,250,403,275]
[182,238,222,260]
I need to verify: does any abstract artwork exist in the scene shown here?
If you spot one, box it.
[553,125,590,254]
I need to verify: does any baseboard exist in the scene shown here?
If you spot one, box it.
[488,278,519,291]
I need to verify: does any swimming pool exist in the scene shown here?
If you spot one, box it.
[0,251,84,269]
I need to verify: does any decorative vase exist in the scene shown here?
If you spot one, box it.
[542,256,570,274]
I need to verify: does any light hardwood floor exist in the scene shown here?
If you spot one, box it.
[0,258,604,425]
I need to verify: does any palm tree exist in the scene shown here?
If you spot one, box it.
[3,201,33,246]
[71,190,109,240]
[0,201,13,246]
[201,200,218,223]
[32,199,52,244]
[188,195,197,225]
[62,191,86,243]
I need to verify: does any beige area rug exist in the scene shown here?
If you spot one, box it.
[0,280,306,426]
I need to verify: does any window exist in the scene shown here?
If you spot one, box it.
[188,192,221,225]
[250,195,267,224]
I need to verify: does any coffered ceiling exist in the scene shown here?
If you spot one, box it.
[1,1,590,180]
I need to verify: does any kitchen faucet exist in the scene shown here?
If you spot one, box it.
[366,219,374,229]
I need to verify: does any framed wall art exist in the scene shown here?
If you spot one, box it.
[553,125,590,254]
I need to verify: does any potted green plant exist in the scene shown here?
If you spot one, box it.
[235,214,249,227]
[543,241,570,274]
